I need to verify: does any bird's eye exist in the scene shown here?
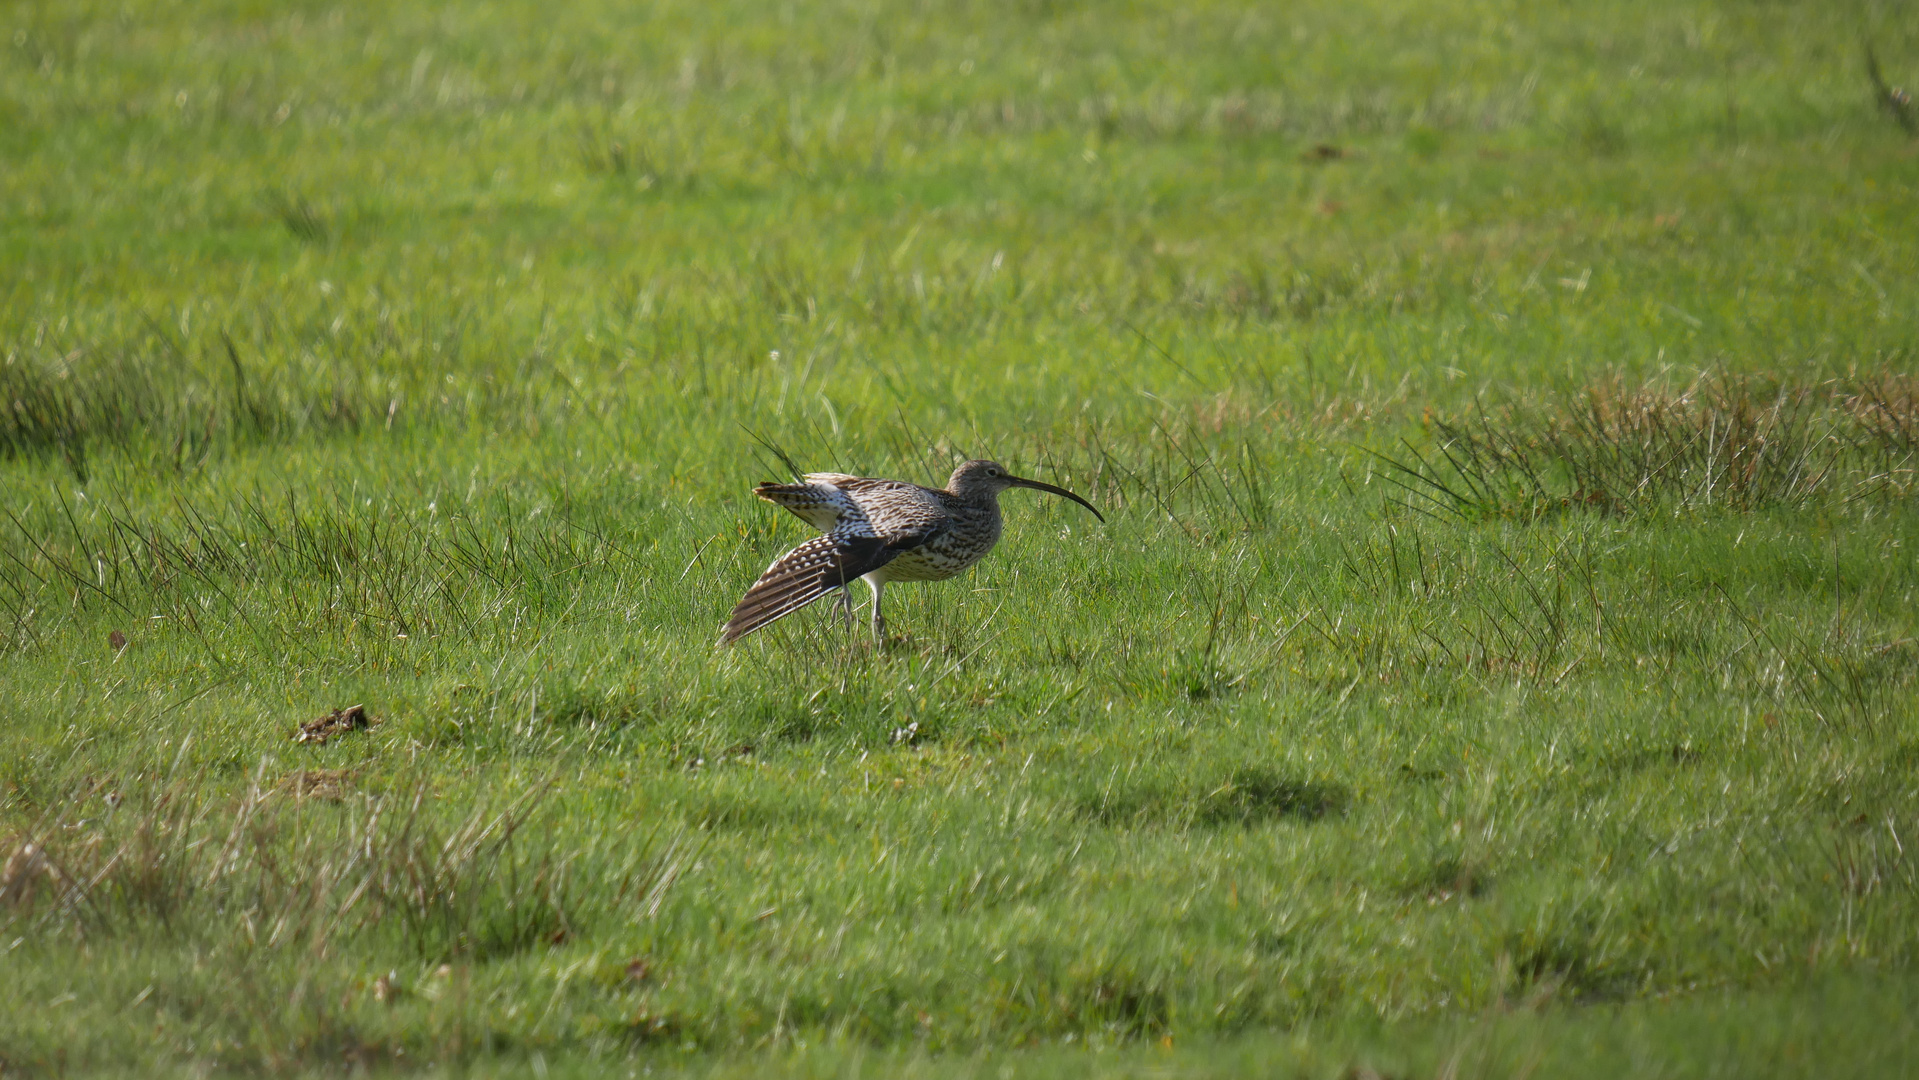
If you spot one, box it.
[987,468,999,477]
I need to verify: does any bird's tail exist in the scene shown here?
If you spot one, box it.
[751,481,845,520]
[721,535,864,643]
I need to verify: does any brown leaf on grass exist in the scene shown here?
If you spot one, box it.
[1866,44,1917,138]
[108,629,127,653]
[624,958,653,983]
[1304,143,1346,161]
[630,1006,678,1041]
[293,704,377,745]
[373,970,401,1003]
[1,841,60,908]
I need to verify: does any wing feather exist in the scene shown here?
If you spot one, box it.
[828,477,950,543]
[721,533,896,643]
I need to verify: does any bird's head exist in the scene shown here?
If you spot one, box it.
[947,460,1104,521]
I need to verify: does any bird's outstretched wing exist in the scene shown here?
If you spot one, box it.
[721,531,896,643]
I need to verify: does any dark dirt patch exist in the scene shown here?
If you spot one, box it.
[279,768,357,800]
[1077,769,1350,829]
[1194,770,1349,826]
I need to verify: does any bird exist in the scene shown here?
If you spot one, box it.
[721,459,1104,643]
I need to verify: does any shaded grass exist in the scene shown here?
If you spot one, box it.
[1371,369,1919,520]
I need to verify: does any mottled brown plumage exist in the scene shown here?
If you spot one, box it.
[722,459,1103,643]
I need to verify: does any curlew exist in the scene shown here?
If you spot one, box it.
[722,459,1104,643]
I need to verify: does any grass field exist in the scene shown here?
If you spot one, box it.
[3,0,1918,1075]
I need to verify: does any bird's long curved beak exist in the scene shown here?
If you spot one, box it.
[1008,476,1105,523]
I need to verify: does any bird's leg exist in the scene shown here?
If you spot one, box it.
[837,585,854,632]
[868,578,887,643]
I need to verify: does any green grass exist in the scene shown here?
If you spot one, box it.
[3,0,1918,1075]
